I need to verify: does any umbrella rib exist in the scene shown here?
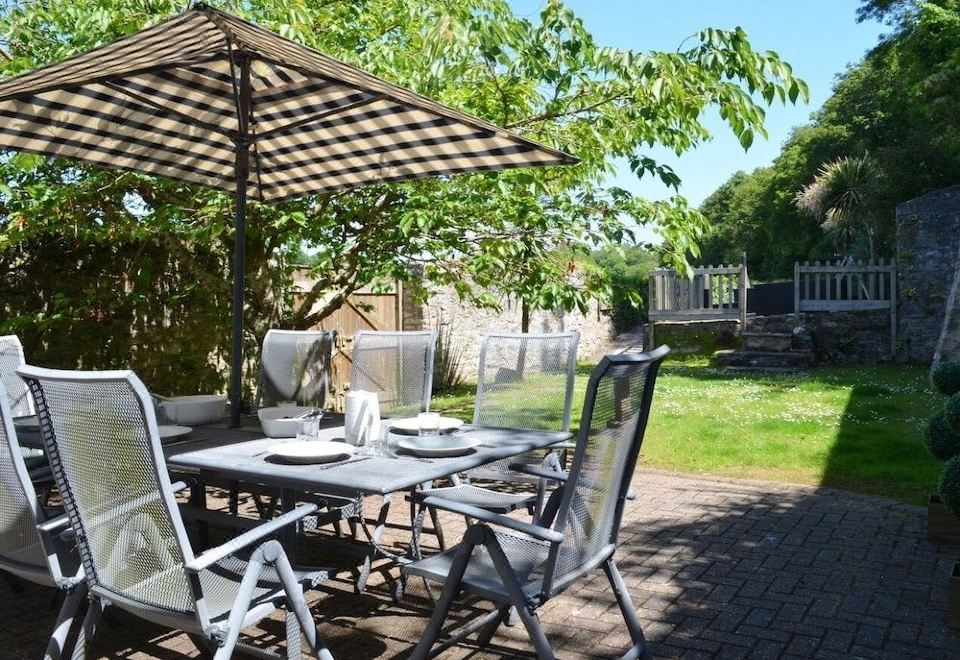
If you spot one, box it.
[102,81,234,139]
[254,93,386,141]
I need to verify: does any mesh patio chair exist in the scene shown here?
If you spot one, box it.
[402,345,670,660]
[19,365,334,660]
[415,331,579,520]
[235,329,335,519]
[0,334,53,480]
[0,379,84,660]
[338,331,437,592]
[255,329,336,410]
[350,330,436,418]
[0,335,33,417]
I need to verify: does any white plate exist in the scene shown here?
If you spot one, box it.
[268,441,354,464]
[158,425,193,441]
[397,435,479,458]
[13,415,40,431]
[389,416,464,435]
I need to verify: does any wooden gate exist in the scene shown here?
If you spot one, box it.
[308,284,403,411]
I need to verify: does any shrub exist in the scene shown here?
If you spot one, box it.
[946,393,960,433]
[432,320,464,395]
[932,360,960,396]
[938,455,960,517]
[924,411,960,460]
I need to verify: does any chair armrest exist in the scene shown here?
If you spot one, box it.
[170,479,194,494]
[37,513,71,534]
[508,463,568,482]
[185,503,318,573]
[548,441,576,450]
[421,496,564,544]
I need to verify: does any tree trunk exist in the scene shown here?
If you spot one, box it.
[521,301,530,333]
[864,220,876,263]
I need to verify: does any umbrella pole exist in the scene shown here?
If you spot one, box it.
[229,56,252,428]
[229,156,248,427]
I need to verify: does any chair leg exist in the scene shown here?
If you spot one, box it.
[213,554,265,660]
[44,582,87,660]
[408,535,476,660]
[285,608,302,660]
[476,604,510,648]
[268,542,333,660]
[427,505,446,551]
[603,559,651,660]
[356,494,392,594]
[483,533,555,660]
[505,606,519,627]
[70,596,104,660]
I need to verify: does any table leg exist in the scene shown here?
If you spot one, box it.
[192,474,210,549]
[281,488,297,561]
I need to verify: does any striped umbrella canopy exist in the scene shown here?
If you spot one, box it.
[0,4,576,424]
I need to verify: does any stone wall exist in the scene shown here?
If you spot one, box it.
[647,311,893,364]
[751,311,892,365]
[402,281,615,379]
[896,185,960,363]
[646,319,741,356]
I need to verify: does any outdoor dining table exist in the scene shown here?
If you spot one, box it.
[163,418,570,592]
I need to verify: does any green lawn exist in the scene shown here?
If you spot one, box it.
[432,361,943,505]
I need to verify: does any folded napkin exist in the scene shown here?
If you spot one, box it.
[344,390,380,446]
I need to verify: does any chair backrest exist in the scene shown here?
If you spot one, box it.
[473,332,579,432]
[19,366,198,616]
[0,379,56,580]
[350,331,437,418]
[545,345,670,595]
[257,329,336,409]
[0,335,33,417]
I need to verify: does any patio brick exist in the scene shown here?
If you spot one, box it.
[1,468,957,658]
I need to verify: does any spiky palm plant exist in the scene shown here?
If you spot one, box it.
[794,154,883,260]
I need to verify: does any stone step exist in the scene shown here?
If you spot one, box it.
[722,365,808,375]
[711,349,815,369]
[741,332,793,352]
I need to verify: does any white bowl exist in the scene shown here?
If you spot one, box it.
[158,395,227,425]
[258,406,314,438]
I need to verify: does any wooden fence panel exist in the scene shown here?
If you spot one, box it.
[648,263,748,323]
[795,259,897,356]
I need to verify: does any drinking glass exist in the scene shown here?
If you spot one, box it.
[296,409,322,441]
[417,412,441,438]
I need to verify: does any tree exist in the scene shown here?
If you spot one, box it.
[794,154,883,260]
[590,245,659,333]
[699,1,960,280]
[0,0,808,391]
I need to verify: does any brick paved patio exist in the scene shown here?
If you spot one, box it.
[2,469,956,659]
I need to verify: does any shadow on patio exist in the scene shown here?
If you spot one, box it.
[2,468,957,659]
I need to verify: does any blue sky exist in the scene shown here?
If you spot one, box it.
[512,0,887,239]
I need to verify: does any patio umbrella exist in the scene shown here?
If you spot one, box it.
[0,4,576,425]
